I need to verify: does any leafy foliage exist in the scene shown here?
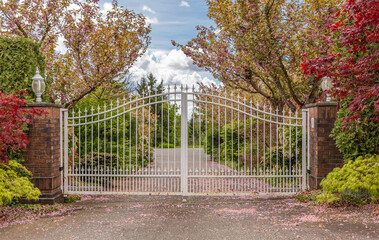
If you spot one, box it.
[295,190,322,203]
[70,107,153,171]
[1,0,151,110]
[0,160,41,206]
[200,116,302,171]
[64,195,82,203]
[0,91,44,163]
[0,36,45,100]
[331,99,379,162]
[70,74,180,172]
[317,154,379,205]
[136,75,181,148]
[265,122,303,169]
[136,73,164,98]
[302,0,379,123]
[174,0,342,111]
[217,119,257,169]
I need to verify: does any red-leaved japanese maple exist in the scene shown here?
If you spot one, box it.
[302,0,379,122]
[0,91,44,163]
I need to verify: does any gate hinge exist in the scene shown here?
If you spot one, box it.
[307,169,311,174]
[59,166,64,172]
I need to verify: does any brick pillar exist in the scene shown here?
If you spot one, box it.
[22,103,64,204]
[305,102,344,190]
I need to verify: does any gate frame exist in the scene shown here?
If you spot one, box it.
[61,87,310,195]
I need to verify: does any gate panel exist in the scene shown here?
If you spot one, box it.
[63,90,183,194]
[186,89,306,194]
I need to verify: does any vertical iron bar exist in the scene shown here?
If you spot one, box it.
[123,98,126,192]
[181,92,188,194]
[64,110,69,193]
[174,87,177,173]
[302,109,307,191]
[167,88,170,173]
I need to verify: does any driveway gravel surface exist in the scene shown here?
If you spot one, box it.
[1,195,378,240]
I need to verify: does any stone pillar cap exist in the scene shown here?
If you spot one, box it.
[304,102,338,108]
[27,102,63,108]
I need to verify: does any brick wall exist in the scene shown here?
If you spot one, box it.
[22,103,64,204]
[305,102,344,190]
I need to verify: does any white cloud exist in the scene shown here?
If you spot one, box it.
[103,2,113,12]
[142,5,156,14]
[67,3,80,11]
[129,49,217,89]
[145,16,159,25]
[180,1,190,7]
[129,49,218,116]
[55,36,68,54]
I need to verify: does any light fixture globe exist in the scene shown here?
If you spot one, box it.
[321,76,333,102]
[32,67,46,103]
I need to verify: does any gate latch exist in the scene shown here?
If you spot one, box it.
[59,166,64,172]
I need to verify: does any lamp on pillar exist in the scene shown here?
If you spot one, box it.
[321,76,333,102]
[32,67,46,103]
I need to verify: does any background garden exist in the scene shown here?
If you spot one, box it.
[0,0,377,206]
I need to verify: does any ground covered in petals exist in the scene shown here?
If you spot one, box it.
[0,195,378,240]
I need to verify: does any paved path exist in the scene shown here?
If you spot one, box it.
[145,148,270,193]
[1,195,377,240]
[153,148,229,171]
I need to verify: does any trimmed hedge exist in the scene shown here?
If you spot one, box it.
[0,36,45,100]
[331,99,379,163]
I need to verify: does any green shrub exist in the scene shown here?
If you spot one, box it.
[206,119,258,170]
[0,160,41,206]
[265,122,303,169]
[158,143,175,148]
[295,190,321,203]
[317,154,379,205]
[77,148,149,171]
[331,100,379,162]
[0,36,46,100]
[64,195,82,203]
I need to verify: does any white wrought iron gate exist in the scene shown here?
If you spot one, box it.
[62,86,309,195]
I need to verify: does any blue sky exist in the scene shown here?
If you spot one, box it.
[98,0,218,87]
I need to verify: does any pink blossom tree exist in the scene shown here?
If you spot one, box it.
[0,0,151,109]
[174,0,343,111]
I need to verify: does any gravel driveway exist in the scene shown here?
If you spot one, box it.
[1,195,378,240]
